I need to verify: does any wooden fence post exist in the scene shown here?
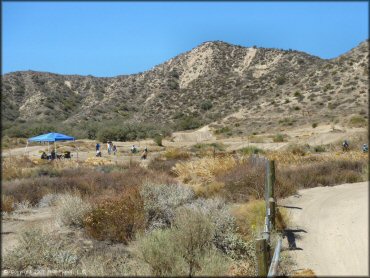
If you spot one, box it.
[269,198,276,229]
[256,238,269,276]
[267,160,276,229]
[268,160,275,199]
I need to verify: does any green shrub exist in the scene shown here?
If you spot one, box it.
[313,145,326,153]
[239,146,264,155]
[349,115,367,127]
[276,76,286,85]
[200,100,213,111]
[273,134,285,142]
[215,126,232,135]
[312,123,318,128]
[138,207,230,276]
[154,135,163,146]
[174,116,203,131]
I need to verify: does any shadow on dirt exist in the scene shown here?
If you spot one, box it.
[283,229,307,250]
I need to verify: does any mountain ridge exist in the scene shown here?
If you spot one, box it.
[2,39,368,138]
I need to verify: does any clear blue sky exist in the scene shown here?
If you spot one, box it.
[3,1,368,77]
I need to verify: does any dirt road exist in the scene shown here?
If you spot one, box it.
[281,181,368,276]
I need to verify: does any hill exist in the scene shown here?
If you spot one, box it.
[2,40,368,139]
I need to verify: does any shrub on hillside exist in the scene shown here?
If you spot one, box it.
[84,187,145,243]
[174,116,203,131]
[273,133,286,142]
[200,100,213,111]
[349,115,367,127]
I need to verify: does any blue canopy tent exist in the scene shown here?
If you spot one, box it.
[25,132,75,157]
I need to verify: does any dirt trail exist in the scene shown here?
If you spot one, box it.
[2,207,54,256]
[281,182,368,276]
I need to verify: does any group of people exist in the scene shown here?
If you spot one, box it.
[342,140,368,153]
[96,142,148,159]
[96,142,117,156]
[40,150,71,160]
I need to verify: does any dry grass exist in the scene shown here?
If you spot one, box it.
[2,156,36,181]
[3,165,176,206]
[230,200,265,241]
[277,159,366,191]
[1,195,15,213]
[266,150,368,166]
[174,155,237,185]
[216,160,265,202]
[164,148,191,160]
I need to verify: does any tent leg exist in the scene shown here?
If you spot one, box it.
[48,142,50,153]
[24,141,29,156]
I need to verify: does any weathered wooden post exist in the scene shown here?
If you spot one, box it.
[267,160,275,199]
[269,198,276,228]
[256,238,269,276]
[267,160,276,229]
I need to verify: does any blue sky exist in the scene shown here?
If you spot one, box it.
[3,1,369,77]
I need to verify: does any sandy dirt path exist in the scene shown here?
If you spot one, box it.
[2,207,54,256]
[281,182,368,276]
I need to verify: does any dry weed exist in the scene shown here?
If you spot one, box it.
[174,155,237,184]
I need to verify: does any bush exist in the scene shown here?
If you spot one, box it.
[216,160,265,202]
[164,148,191,160]
[200,100,213,111]
[138,207,231,276]
[140,183,194,230]
[239,146,264,155]
[3,165,176,206]
[277,160,366,193]
[288,144,307,156]
[138,229,187,276]
[154,135,163,146]
[313,145,326,153]
[349,115,367,127]
[273,134,285,142]
[183,198,251,260]
[2,195,14,213]
[84,187,145,243]
[172,207,215,275]
[55,194,92,227]
[276,76,286,85]
[312,123,318,128]
[174,116,203,131]
[3,227,79,271]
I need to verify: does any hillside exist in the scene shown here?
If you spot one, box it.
[2,40,368,138]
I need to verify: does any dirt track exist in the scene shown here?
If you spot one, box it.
[281,181,368,276]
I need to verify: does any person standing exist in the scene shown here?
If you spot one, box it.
[107,141,111,155]
[113,144,117,155]
[96,143,100,152]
